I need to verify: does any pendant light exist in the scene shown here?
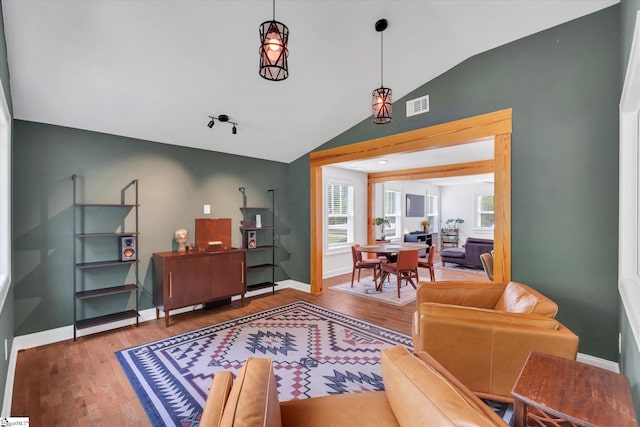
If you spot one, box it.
[259,0,289,81]
[372,19,392,124]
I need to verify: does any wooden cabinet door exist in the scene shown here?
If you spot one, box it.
[164,256,211,310]
[211,251,245,299]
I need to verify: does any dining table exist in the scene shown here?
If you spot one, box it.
[357,242,428,255]
[357,242,428,293]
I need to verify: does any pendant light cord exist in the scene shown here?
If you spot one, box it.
[380,31,384,87]
[273,0,276,20]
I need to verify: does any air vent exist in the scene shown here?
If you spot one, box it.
[406,95,429,117]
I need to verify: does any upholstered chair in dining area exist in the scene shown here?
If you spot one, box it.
[380,249,419,298]
[350,244,381,288]
[480,252,494,280]
[417,244,436,282]
[412,280,579,402]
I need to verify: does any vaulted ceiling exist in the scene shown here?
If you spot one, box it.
[2,0,617,164]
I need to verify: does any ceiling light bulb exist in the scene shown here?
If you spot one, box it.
[266,35,282,61]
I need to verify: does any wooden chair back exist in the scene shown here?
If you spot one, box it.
[397,249,419,270]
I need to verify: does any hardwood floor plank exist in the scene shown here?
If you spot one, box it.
[11,267,485,426]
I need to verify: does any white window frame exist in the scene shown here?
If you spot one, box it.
[427,194,438,231]
[383,190,401,239]
[0,81,11,312]
[475,193,495,230]
[325,182,355,251]
[619,9,640,352]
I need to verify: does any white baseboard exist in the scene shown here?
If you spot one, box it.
[577,352,619,373]
[1,279,309,417]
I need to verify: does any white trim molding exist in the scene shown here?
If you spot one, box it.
[619,9,640,353]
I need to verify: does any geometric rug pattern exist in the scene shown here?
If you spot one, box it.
[329,276,417,306]
[116,301,413,426]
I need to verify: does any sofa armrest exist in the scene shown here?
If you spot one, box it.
[419,303,561,329]
[416,281,506,309]
[201,371,234,427]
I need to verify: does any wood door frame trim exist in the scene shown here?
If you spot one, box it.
[309,108,512,293]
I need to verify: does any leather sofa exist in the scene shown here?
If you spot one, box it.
[441,237,493,268]
[200,344,509,426]
[412,281,579,402]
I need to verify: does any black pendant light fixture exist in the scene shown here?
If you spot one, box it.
[372,19,392,124]
[259,0,289,81]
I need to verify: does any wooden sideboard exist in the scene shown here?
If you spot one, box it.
[152,249,246,326]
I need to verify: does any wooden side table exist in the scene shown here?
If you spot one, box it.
[511,352,637,427]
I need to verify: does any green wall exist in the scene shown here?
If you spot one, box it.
[620,0,640,419]
[0,0,13,413]
[12,121,290,336]
[289,6,621,360]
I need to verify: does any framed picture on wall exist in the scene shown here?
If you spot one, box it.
[406,194,425,217]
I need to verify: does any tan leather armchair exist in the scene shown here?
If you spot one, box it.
[412,281,579,402]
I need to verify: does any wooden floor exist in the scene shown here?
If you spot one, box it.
[10,265,486,426]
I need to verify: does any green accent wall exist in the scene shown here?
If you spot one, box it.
[12,121,289,336]
[289,6,621,360]
[7,1,640,419]
[620,0,640,419]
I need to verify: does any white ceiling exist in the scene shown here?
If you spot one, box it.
[2,0,617,164]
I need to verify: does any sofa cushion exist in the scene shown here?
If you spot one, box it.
[493,282,559,317]
[280,391,400,427]
[219,357,282,427]
[381,345,505,427]
[441,248,465,258]
[494,281,538,314]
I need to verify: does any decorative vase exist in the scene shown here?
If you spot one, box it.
[423,226,429,233]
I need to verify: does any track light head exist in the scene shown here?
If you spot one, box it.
[207,119,215,128]
[232,125,237,135]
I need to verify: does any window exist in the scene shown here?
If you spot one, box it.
[0,82,11,310]
[427,194,438,231]
[476,195,495,229]
[326,183,354,247]
[383,190,401,239]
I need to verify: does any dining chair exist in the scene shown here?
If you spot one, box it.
[480,252,494,281]
[351,244,381,288]
[417,244,436,282]
[380,249,419,298]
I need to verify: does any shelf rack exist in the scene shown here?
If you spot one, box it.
[239,187,277,293]
[72,174,140,340]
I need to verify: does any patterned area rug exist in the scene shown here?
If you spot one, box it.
[329,276,417,305]
[116,301,413,426]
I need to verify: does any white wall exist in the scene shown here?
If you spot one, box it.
[440,182,494,244]
[322,166,368,278]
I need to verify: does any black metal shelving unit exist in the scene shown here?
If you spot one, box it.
[239,187,277,293]
[72,175,140,340]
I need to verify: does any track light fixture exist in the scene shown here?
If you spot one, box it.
[206,115,239,134]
